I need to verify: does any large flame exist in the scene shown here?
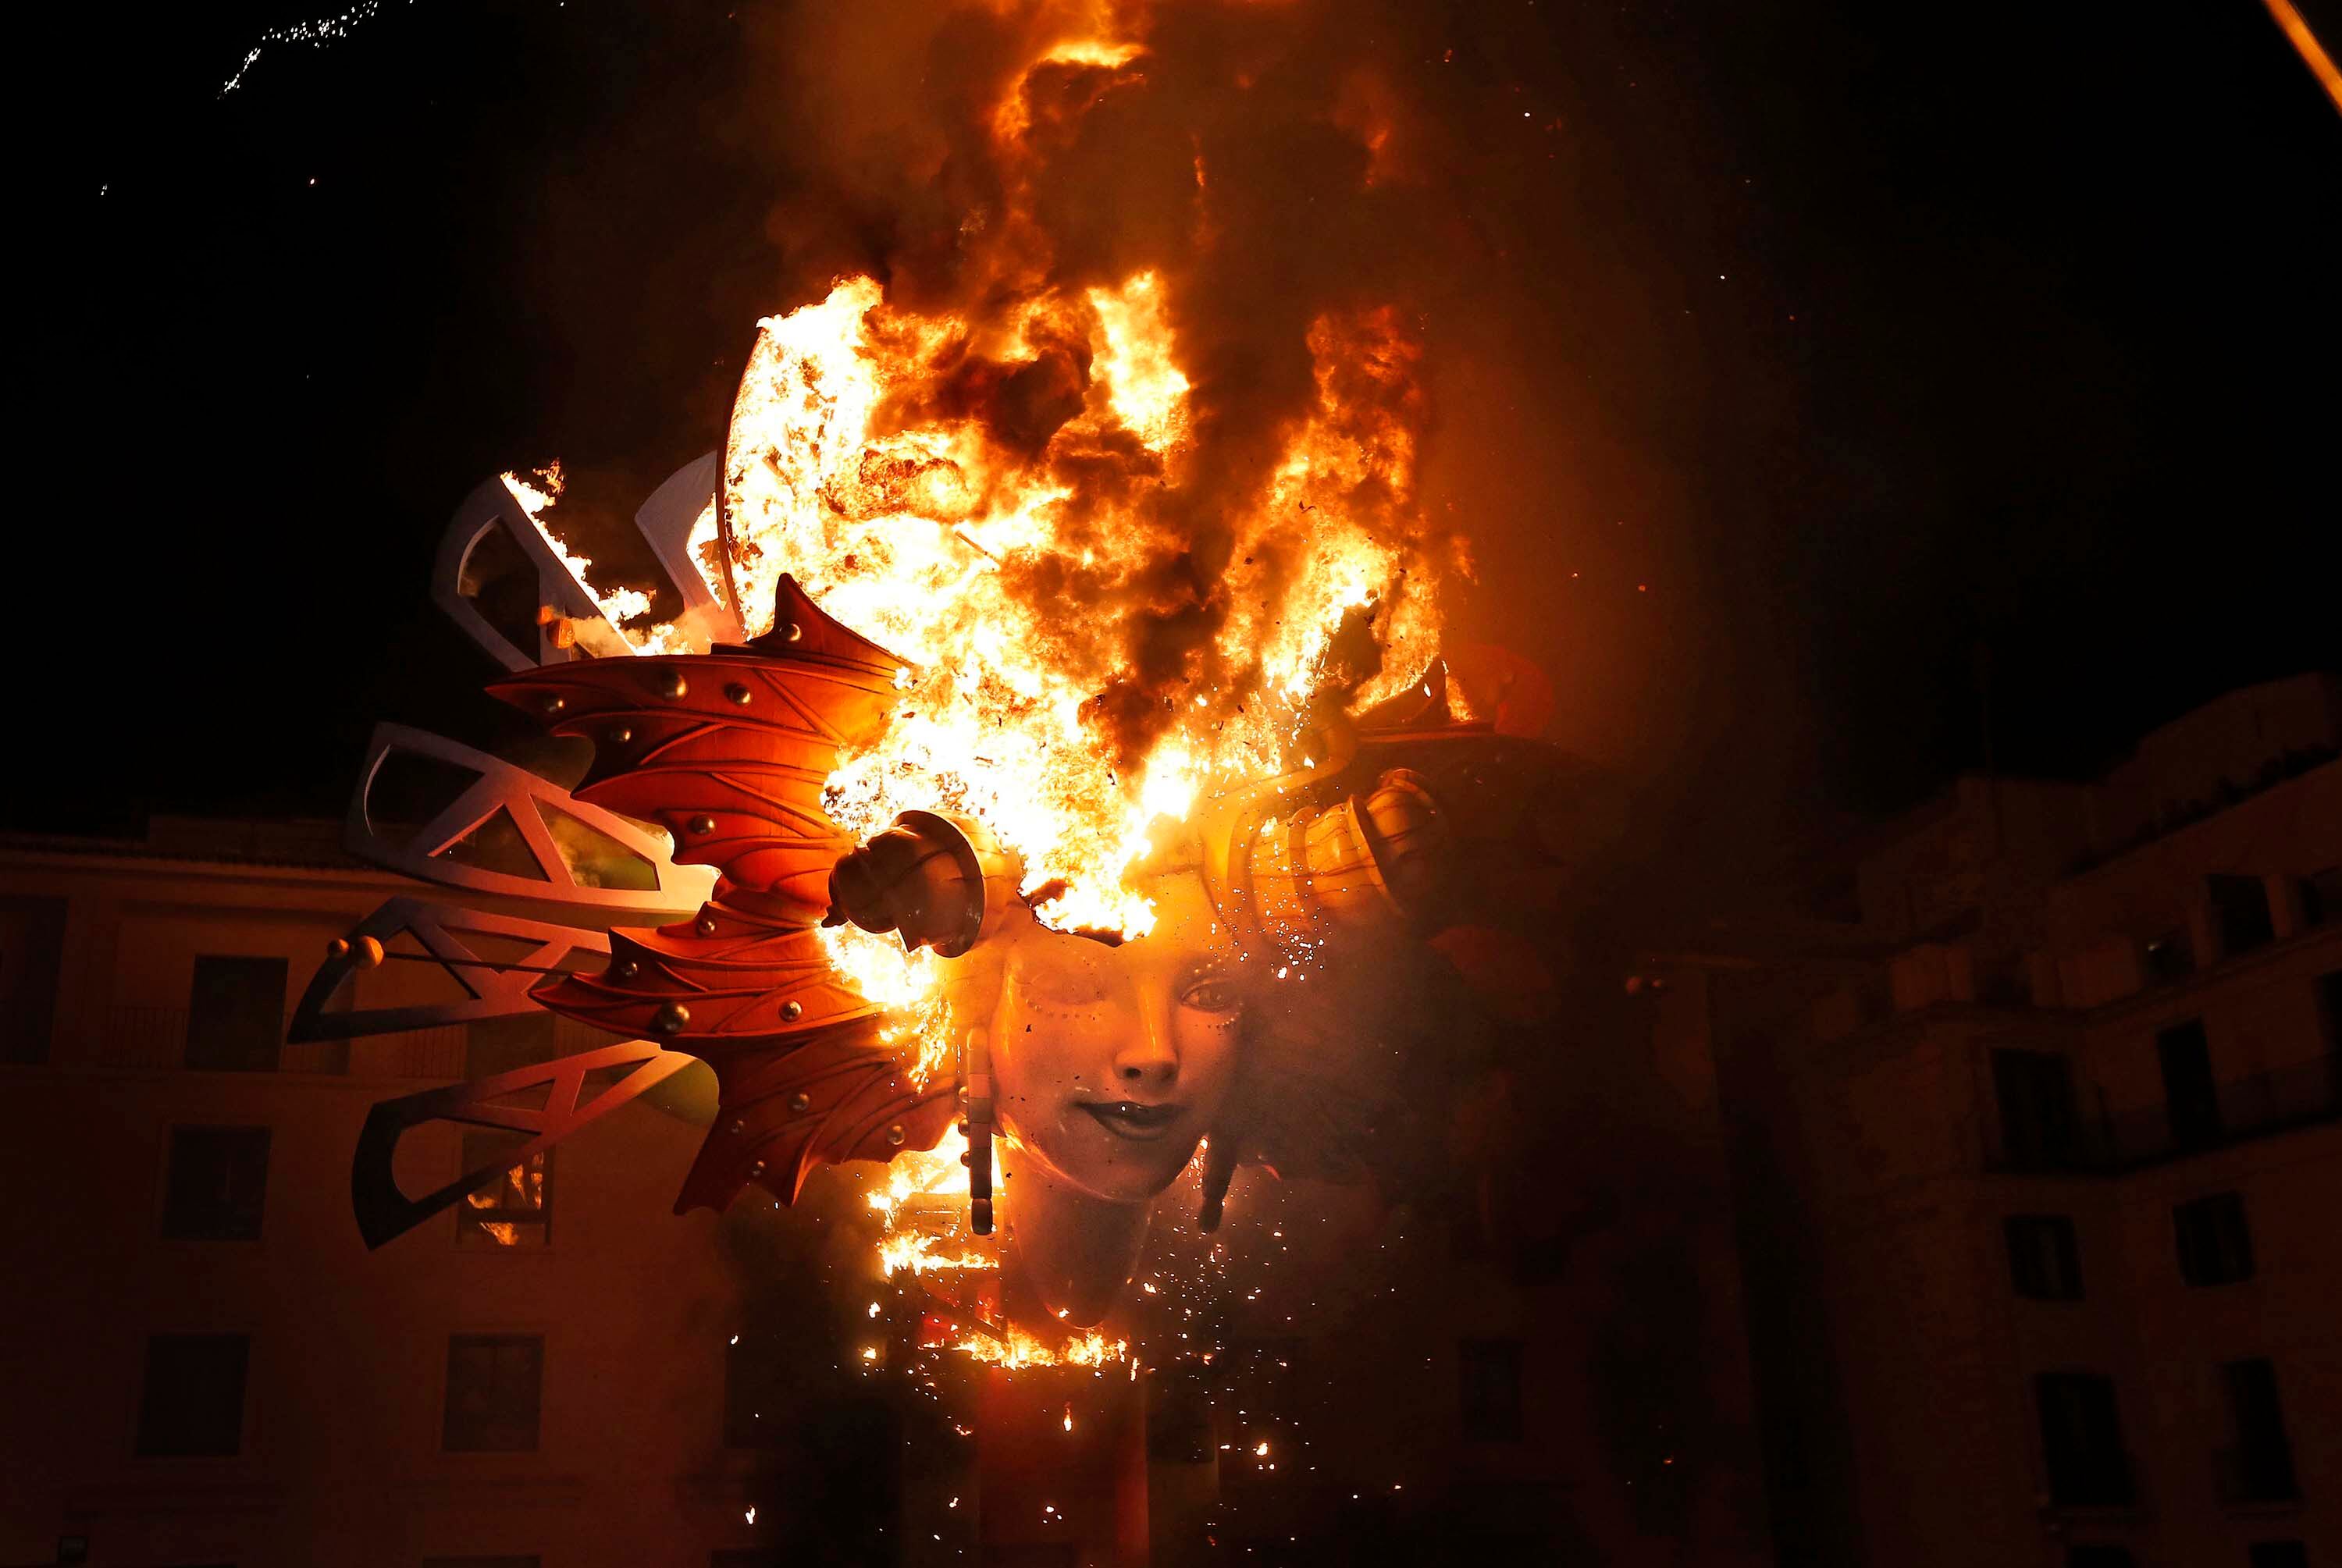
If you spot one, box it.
[522,27,1441,960]
[714,261,1435,948]
[497,17,1450,1380]
[528,29,1443,1001]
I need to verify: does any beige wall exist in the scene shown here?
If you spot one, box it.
[1703,752,2340,1568]
[0,842,776,1568]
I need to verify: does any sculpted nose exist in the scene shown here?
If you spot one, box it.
[1112,993,1180,1092]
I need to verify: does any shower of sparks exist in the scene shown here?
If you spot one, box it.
[222,1,398,95]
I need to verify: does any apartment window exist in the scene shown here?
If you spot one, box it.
[2065,1548,2136,1568]
[2156,1019,2223,1150]
[443,1335,542,1452]
[2034,1373,2134,1506]
[464,1012,557,1080]
[1458,1338,1525,1442]
[2142,930,2194,984]
[2249,1542,2309,1568]
[2219,1358,2299,1504]
[0,895,67,1063]
[137,1334,248,1456]
[2005,1215,2084,1301]
[456,1132,550,1250]
[1977,955,2032,1008]
[2300,867,2340,928]
[185,956,287,1072]
[2173,1193,2255,1286]
[1992,1049,2080,1169]
[2209,875,2275,957]
[1445,1183,1490,1262]
[162,1128,270,1241]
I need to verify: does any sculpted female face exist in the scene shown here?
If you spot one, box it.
[988,873,1242,1204]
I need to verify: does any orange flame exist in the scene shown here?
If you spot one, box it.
[699,30,1441,965]
[518,27,1446,1344]
[715,265,1436,958]
[523,27,1443,972]
[958,1326,1129,1369]
[501,466,692,655]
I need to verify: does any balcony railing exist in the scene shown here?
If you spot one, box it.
[1988,1054,2342,1175]
[100,1007,465,1080]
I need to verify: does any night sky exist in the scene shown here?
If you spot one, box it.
[28,0,2339,869]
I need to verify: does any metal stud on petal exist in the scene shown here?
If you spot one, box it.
[688,814,717,837]
[885,1124,906,1147]
[724,682,752,706]
[781,1000,803,1022]
[788,1093,810,1114]
[655,669,687,699]
[651,1001,690,1034]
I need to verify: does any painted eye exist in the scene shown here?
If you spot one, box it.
[1180,975,1240,1013]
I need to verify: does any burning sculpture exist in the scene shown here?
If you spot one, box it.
[302,16,1579,1347]
[319,532,1563,1328]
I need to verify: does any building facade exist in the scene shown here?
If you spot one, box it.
[0,818,781,1567]
[1660,674,2342,1568]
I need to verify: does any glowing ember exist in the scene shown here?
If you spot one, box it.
[870,1128,999,1282]
[879,1233,994,1278]
[866,1128,976,1217]
[957,1326,1128,1370]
